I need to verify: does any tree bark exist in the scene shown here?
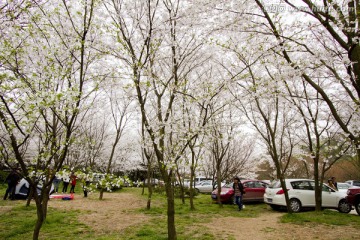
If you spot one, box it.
[165,181,177,240]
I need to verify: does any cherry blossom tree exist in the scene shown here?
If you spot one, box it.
[0,1,103,238]
[254,0,360,164]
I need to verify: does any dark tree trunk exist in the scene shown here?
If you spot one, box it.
[33,203,44,240]
[216,163,223,207]
[32,185,50,240]
[175,169,185,204]
[189,166,195,210]
[26,187,34,207]
[314,157,322,211]
[99,188,104,200]
[146,165,153,210]
[165,181,177,240]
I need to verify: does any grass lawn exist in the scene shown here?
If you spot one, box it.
[1,184,359,239]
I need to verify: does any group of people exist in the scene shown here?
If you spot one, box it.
[2,170,80,201]
[53,172,77,194]
[327,176,338,190]
[53,172,91,197]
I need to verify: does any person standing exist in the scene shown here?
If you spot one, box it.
[328,178,337,190]
[331,177,338,191]
[62,174,70,193]
[53,174,61,193]
[3,169,21,200]
[69,172,77,193]
[233,177,245,211]
[83,174,91,197]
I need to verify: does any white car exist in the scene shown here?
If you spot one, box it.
[264,179,351,213]
[194,180,215,193]
[345,180,360,187]
[336,182,351,193]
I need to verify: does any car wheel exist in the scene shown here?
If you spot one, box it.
[289,199,301,213]
[355,200,360,215]
[195,188,200,194]
[338,200,351,213]
[270,204,280,211]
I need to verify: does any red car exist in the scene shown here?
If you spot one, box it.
[346,186,360,215]
[211,179,269,203]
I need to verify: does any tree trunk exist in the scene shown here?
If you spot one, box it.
[175,169,185,204]
[32,186,49,240]
[146,165,153,210]
[314,157,322,212]
[33,203,44,240]
[216,163,223,207]
[165,182,177,240]
[189,166,195,210]
[99,188,104,200]
[26,187,34,207]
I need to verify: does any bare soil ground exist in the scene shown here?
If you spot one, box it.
[206,213,360,240]
[48,192,149,233]
[48,192,360,240]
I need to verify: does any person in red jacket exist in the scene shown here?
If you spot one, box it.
[69,172,77,193]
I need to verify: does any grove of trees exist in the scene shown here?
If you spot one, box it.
[1,1,359,239]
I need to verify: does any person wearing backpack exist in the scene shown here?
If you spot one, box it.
[233,177,245,211]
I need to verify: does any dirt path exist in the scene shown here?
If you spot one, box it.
[48,192,360,239]
[206,212,360,240]
[48,192,149,233]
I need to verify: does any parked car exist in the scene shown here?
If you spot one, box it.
[336,182,351,193]
[143,178,159,186]
[264,179,351,213]
[346,186,360,215]
[179,177,212,188]
[345,180,360,187]
[195,180,216,193]
[211,179,269,203]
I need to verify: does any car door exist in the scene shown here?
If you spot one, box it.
[251,181,268,201]
[321,184,338,207]
[199,181,213,193]
[290,180,315,206]
[243,181,255,200]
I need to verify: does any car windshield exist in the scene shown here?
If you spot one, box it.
[220,183,231,188]
[268,180,281,188]
[353,181,360,186]
[337,183,350,189]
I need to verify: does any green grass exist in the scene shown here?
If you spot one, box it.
[0,202,93,240]
[122,191,272,240]
[280,209,360,227]
[1,184,359,239]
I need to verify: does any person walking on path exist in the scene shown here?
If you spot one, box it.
[233,177,245,211]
